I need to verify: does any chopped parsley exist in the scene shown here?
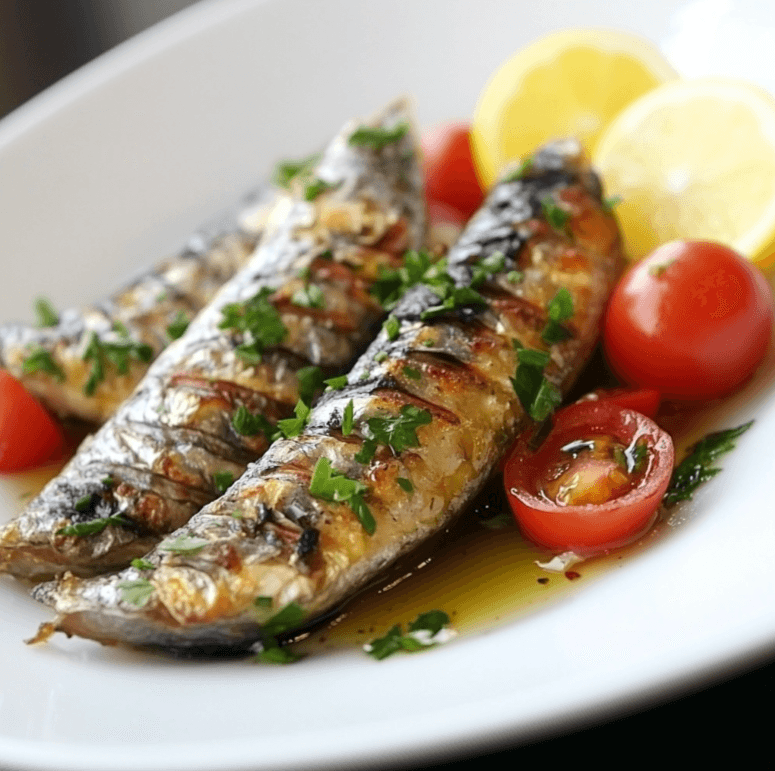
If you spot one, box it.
[118,578,154,607]
[166,310,190,340]
[21,347,64,381]
[402,366,421,380]
[663,421,754,507]
[34,297,59,327]
[304,178,339,201]
[510,345,561,422]
[541,196,571,232]
[213,470,234,494]
[309,457,375,534]
[364,610,452,660]
[130,558,155,571]
[342,399,355,436]
[56,514,132,537]
[232,405,276,441]
[218,287,287,364]
[603,194,623,212]
[290,282,326,309]
[541,287,574,345]
[348,122,408,150]
[507,270,524,283]
[253,602,306,664]
[370,249,436,310]
[324,374,348,391]
[396,477,413,494]
[82,327,153,396]
[253,596,273,609]
[297,366,325,405]
[159,534,209,555]
[255,646,303,664]
[354,404,432,464]
[502,156,533,182]
[275,399,311,439]
[374,351,388,363]
[273,153,321,188]
[384,315,401,341]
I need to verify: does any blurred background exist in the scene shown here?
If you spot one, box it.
[0,0,200,119]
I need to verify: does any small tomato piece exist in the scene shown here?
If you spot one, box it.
[421,122,485,220]
[576,387,661,419]
[504,401,674,553]
[603,241,774,401]
[0,371,64,472]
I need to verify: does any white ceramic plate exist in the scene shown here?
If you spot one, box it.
[2,1,775,769]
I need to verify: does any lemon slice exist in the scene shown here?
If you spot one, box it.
[470,29,677,188]
[594,77,775,267]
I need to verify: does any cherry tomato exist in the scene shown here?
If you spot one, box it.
[421,122,485,220]
[504,401,674,553]
[0,371,64,472]
[603,241,774,401]
[575,387,661,419]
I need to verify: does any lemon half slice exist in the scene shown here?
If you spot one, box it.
[471,28,678,188]
[594,77,775,267]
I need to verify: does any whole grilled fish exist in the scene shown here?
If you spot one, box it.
[31,139,624,652]
[0,191,276,425]
[1,100,424,582]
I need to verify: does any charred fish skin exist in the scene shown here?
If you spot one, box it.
[0,189,277,425]
[2,99,425,583]
[32,139,624,652]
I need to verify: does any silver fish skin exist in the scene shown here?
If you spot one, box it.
[0,190,276,425]
[2,99,425,582]
[31,139,624,653]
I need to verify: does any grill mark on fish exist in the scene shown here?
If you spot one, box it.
[1,100,424,582]
[29,138,624,653]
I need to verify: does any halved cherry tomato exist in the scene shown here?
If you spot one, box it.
[421,122,485,221]
[504,401,674,553]
[575,387,661,419]
[604,241,774,401]
[0,371,64,472]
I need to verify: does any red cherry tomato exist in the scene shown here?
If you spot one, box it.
[575,387,661,419]
[504,401,674,553]
[421,122,485,220]
[0,371,64,472]
[604,241,774,401]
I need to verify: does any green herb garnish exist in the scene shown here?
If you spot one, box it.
[342,399,355,436]
[219,286,287,364]
[510,346,561,422]
[253,602,306,664]
[253,596,273,609]
[290,283,326,309]
[309,457,375,534]
[56,514,131,537]
[159,534,209,555]
[81,329,153,396]
[213,470,234,494]
[261,601,306,638]
[348,122,408,150]
[275,399,312,439]
[255,646,304,664]
[130,558,155,571]
[297,365,325,405]
[541,196,571,231]
[273,153,321,188]
[541,287,574,345]
[34,297,59,327]
[355,404,432,466]
[232,404,276,441]
[402,366,421,380]
[118,579,154,607]
[304,178,339,201]
[166,310,190,340]
[364,610,452,660]
[384,315,401,341]
[324,374,348,390]
[370,250,436,310]
[663,421,754,507]
[507,270,524,283]
[396,477,413,494]
[603,194,623,212]
[502,156,533,182]
[21,347,65,381]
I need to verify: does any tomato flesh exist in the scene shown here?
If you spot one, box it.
[421,122,485,221]
[604,240,774,401]
[575,387,661,419]
[0,372,64,472]
[504,401,674,553]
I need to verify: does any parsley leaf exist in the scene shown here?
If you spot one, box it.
[276,399,311,439]
[348,122,408,150]
[541,196,571,231]
[304,178,339,201]
[402,366,421,380]
[362,404,432,456]
[290,283,326,309]
[663,421,754,507]
[309,457,374,534]
[510,346,561,422]
[324,374,348,390]
[384,315,400,341]
[56,514,132,537]
[166,310,190,340]
[213,470,234,494]
[159,534,209,555]
[297,366,325,405]
[118,578,154,607]
[502,156,533,182]
[541,287,574,345]
[255,646,303,664]
[218,287,287,364]
[370,250,436,310]
[261,601,305,638]
[273,153,320,188]
[232,405,276,441]
[364,610,452,660]
[34,297,59,327]
[396,477,413,494]
[342,399,355,436]
[130,558,155,571]
[81,329,153,396]
[22,347,65,381]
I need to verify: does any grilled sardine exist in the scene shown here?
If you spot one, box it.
[1,100,424,582]
[31,139,624,652]
[0,192,276,424]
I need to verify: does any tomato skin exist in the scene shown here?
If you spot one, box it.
[504,402,674,553]
[603,241,774,401]
[576,387,661,419]
[0,372,64,472]
[421,122,485,220]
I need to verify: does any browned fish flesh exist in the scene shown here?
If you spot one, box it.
[1,99,425,582]
[31,139,624,652]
